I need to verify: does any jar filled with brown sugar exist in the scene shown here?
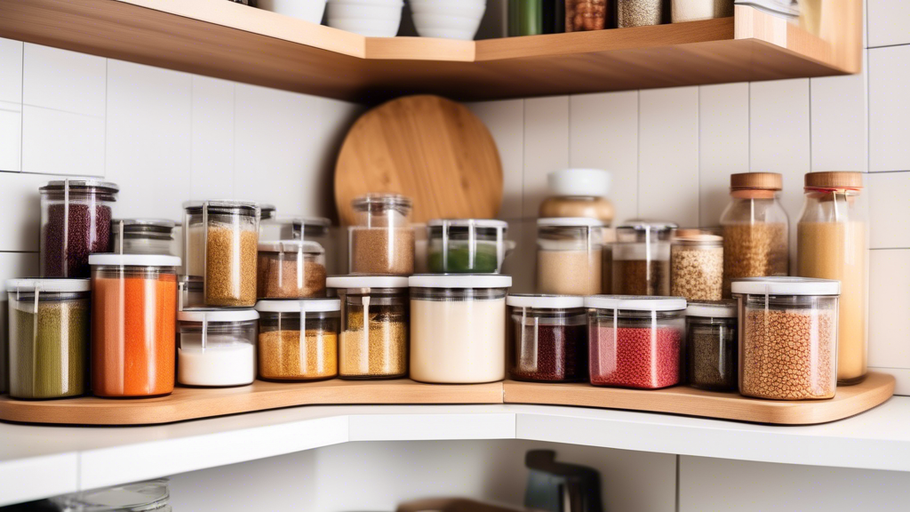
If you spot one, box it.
[349,194,415,276]
[539,169,614,226]
[671,234,723,301]
[611,220,676,296]
[719,173,789,298]
[257,240,326,299]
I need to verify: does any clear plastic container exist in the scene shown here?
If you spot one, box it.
[178,275,204,310]
[327,276,409,379]
[671,0,733,22]
[537,218,604,296]
[685,300,737,392]
[618,0,664,27]
[587,295,686,389]
[538,169,614,225]
[732,277,840,400]
[257,240,327,299]
[611,220,676,296]
[797,172,867,385]
[110,219,177,256]
[507,294,587,383]
[671,234,723,301]
[89,254,180,398]
[409,274,511,384]
[720,172,789,298]
[348,194,415,275]
[256,298,340,381]
[40,179,119,278]
[177,309,258,387]
[51,479,171,512]
[427,219,510,274]
[184,200,260,307]
[565,0,610,32]
[6,278,90,399]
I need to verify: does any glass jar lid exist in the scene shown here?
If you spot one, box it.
[409,274,512,289]
[731,277,841,296]
[292,217,332,238]
[89,254,182,267]
[428,219,508,240]
[111,219,176,235]
[507,294,585,309]
[326,275,409,289]
[259,203,277,219]
[183,200,259,216]
[257,240,324,254]
[50,479,169,511]
[177,309,259,323]
[686,300,737,318]
[255,298,341,313]
[40,178,120,194]
[537,217,604,228]
[585,295,687,312]
[352,193,412,210]
[5,278,91,293]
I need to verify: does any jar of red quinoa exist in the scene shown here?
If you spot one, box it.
[586,295,686,389]
[507,294,587,383]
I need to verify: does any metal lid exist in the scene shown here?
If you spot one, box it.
[326,275,409,289]
[40,178,119,193]
[177,309,259,323]
[731,277,841,296]
[89,254,181,267]
[5,278,91,293]
[352,193,412,209]
[257,240,324,254]
[804,171,864,189]
[730,172,783,191]
[585,295,687,312]
[255,298,341,313]
[111,219,177,233]
[507,294,585,309]
[537,217,604,227]
[183,200,259,215]
[428,219,508,229]
[409,274,512,289]
[686,300,737,318]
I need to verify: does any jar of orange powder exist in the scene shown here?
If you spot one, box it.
[89,254,180,397]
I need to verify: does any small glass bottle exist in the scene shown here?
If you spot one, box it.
[671,234,723,301]
[348,194,415,275]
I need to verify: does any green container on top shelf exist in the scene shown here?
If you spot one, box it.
[427,219,511,274]
[509,0,565,36]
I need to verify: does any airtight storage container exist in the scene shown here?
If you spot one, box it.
[349,194,415,275]
[671,234,723,301]
[611,220,676,296]
[111,219,177,256]
[177,309,258,387]
[537,218,603,296]
[685,300,737,392]
[508,294,587,383]
[427,219,510,274]
[257,240,326,299]
[256,298,340,381]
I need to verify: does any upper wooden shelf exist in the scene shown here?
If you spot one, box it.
[0,0,862,103]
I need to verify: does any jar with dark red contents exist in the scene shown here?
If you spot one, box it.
[586,295,686,389]
[40,179,119,278]
[507,294,587,383]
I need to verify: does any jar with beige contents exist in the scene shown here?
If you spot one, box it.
[536,218,603,296]
[348,194,415,275]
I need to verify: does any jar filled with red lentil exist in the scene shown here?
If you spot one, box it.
[732,277,840,400]
[507,294,587,383]
[586,295,686,389]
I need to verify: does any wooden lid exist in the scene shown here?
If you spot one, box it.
[805,171,864,189]
[730,172,783,190]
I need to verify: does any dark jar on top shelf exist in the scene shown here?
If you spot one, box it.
[508,294,588,383]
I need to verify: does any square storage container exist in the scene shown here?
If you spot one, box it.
[671,234,723,301]
[427,219,510,274]
[685,300,737,392]
[507,294,587,383]
[177,309,258,387]
[257,240,327,299]
[256,298,341,381]
[537,218,603,296]
[611,220,676,296]
[111,218,177,256]
[348,194,415,275]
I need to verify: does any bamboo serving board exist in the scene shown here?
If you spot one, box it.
[503,372,896,425]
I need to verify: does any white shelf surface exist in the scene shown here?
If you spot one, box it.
[3,399,910,506]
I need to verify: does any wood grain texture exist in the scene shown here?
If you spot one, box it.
[334,95,503,225]
[0,379,504,426]
[504,372,895,425]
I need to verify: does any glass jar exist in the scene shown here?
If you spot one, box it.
[427,219,510,274]
[184,200,260,307]
[509,0,565,36]
[565,0,609,32]
[538,169,614,225]
[732,277,840,400]
[178,275,204,310]
[51,479,171,512]
[256,298,340,381]
[177,309,258,387]
[257,240,326,299]
[293,216,335,273]
[671,234,723,301]
[671,0,733,23]
[6,278,90,399]
[797,172,867,385]
[611,220,676,296]
[327,276,409,379]
[40,179,119,278]
[410,275,511,383]
[587,295,686,389]
[111,219,177,256]
[720,172,789,298]
[618,0,664,27]
[89,254,180,398]
[507,294,587,382]
[348,194,414,275]
[537,218,604,296]
[685,300,737,392]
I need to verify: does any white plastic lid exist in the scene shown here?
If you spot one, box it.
[409,274,512,289]
[255,298,341,313]
[585,295,687,312]
[548,169,611,197]
[326,275,409,289]
[507,294,585,309]
[537,217,604,228]
[731,277,841,296]
[177,309,260,322]
[257,240,324,254]
[5,278,90,293]
[427,219,508,229]
[89,254,181,267]
[686,301,737,318]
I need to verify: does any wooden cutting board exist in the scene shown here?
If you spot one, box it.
[334,95,503,226]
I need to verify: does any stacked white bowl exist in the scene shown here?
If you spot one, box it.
[409,0,487,40]
[257,0,327,24]
[326,0,404,37]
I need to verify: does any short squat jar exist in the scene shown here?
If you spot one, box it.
[733,277,840,400]
[327,276,409,379]
[508,294,587,383]
[111,218,177,256]
[40,179,119,278]
[410,275,511,384]
[427,219,510,274]
[257,240,326,299]
[685,300,737,392]
[671,234,723,301]
[587,295,686,389]
[177,309,258,387]
[348,194,415,275]
[537,218,603,296]
[184,200,260,307]
[256,298,341,381]
[6,278,90,399]
[611,220,676,296]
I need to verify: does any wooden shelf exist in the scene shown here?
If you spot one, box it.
[0,0,862,102]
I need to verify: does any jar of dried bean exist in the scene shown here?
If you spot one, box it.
[537,218,604,296]
[611,220,676,296]
[256,298,340,381]
[257,240,326,299]
[508,294,587,383]
[40,179,119,278]
[671,234,723,301]
[587,295,686,389]
[685,300,737,392]
[349,194,415,275]
[327,275,409,379]
[111,218,177,256]
[720,173,789,298]
[732,277,840,400]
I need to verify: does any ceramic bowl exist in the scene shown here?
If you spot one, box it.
[327,0,404,37]
[257,0,327,24]
[409,0,486,40]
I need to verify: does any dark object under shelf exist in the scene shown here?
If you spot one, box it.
[509,0,565,36]
[525,450,603,512]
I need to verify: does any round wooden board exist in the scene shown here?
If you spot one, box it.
[334,95,503,226]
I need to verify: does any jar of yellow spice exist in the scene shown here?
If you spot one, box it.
[255,298,340,381]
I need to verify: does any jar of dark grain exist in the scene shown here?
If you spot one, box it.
[349,194,415,275]
[508,294,587,383]
[611,220,676,296]
[685,300,737,392]
[40,179,119,278]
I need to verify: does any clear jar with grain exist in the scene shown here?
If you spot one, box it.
[611,220,676,296]
[671,234,723,301]
[111,218,177,256]
[177,309,258,387]
[537,218,604,296]
[257,240,326,299]
[565,0,610,32]
[618,0,664,27]
[685,300,737,392]
[349,194,415,275]
[427,219,510,274]
[256,298,340,381]
[508,294,587,383]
